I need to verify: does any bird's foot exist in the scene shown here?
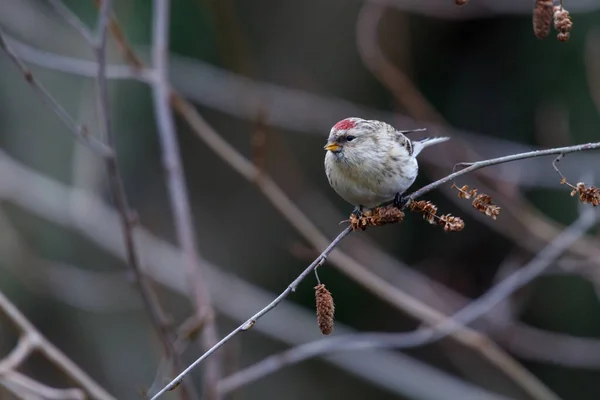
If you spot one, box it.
[351,206,364,218]
[393,193,407,209]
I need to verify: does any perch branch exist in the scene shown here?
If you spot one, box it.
[148,229,347,399]
[0,290,115,400]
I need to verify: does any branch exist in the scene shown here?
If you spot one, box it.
[0,291,115,400]
[0,28,113,158]
[48,0,95,44]
[219,207,597,393]
[0,335,35,374]
[148,227,347,399]
[0,371,85,400]
[406,142,600,202]
[38,2,197,398]
[150,1,220,399]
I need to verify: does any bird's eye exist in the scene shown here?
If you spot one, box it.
[346,135,356,142]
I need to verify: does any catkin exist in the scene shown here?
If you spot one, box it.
[315,284,335,335]
[533,0,553,39]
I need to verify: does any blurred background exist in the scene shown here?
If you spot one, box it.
[0,0,600,399]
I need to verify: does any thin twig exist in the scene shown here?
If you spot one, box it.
[0,28,113,158]
[1,371,85,400]
[149,229,346,399]
[407,142,600,204]
[90,2,195,399]
[0,291,115,400]
[150,0,220,399]
[219,208,597,393]
[0,335,35,374]
[48,0,95,44]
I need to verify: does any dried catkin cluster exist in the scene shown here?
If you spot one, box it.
[553,6,572,42]
[533,0,554,38]
[408,200,465,232]
[314,284,335,335]
[560,178,600,206]
[452,184,501,219]
[532,0,572,41]
[349,205,405,231]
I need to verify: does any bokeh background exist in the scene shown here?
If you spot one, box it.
[1,0,600,399]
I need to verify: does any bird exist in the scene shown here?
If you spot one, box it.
[324,117,449,214]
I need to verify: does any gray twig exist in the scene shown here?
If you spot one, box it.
[0,290,115,400]
[90,2,196,399]
[149,228,348,400]
[0,28,113,158]
[48,0,95,44]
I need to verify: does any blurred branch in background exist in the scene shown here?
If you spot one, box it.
[5,31,600,191]
[149,1,221,398]
[0,290,115,400]
[0,2,198,399]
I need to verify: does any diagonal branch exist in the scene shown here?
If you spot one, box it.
[81,2,197,399]
[149,227,348,399]
[0,290,115,400]
[0,29,113,158]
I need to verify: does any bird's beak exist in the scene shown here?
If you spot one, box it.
[324,142,341,152]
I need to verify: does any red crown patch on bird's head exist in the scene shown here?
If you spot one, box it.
[333,118,357,131]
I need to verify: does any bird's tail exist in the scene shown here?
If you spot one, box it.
[412,136,450,157]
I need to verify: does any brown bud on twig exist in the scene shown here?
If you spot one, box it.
[315,284,335,335]
[455,0,468,5]
[452,183,501,219]
[452,183,478,199]
[439,214,465,232]
[408,200,465,232]
[570,182,600,206]
[559,178,600,206]
[348,205,405,231]
[472,194,502,220]
[553,6,572,42]
[533,0,553,39]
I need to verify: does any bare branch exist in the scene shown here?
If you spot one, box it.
[150,0,220,399]
[0,290,115,400]
[406,142,600,203]
[0,29,114,158]
[0,335,35,374]
[48,0,95,44]
[86,2,200,399]
[149,227,348,399]
[1,371,85,400]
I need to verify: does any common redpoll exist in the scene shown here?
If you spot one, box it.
[324,117,449,213]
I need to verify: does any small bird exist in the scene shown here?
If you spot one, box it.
[324,117,449,213]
